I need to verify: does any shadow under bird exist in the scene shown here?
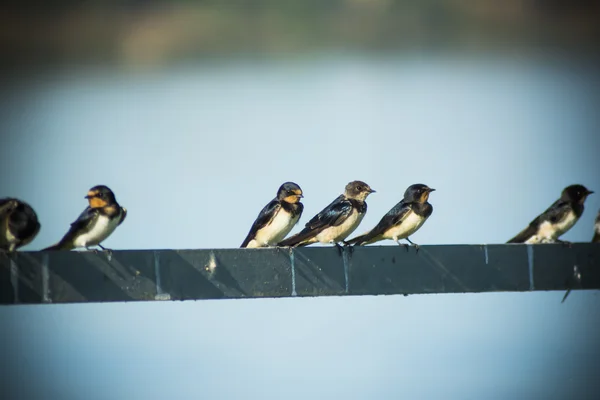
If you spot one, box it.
[347,184,435,250]
[507,184,593,244]
[277,180,375,248]
[241,182,304,248]
[43,185,127,251]
[593,209,600,243]
[0,198,41,252]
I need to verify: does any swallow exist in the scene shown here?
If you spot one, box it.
[241,182,304,248]
[593,209,600,243]
[347,184,435,250]
[507,184,593,244]
[277,180,375,248]
[0,198,41,252]
[43,185,126,251]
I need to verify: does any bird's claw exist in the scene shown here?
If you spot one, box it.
[98,244,113,260]
[405,238,420,253]
[556,240,572,249]
[334,242,353,257]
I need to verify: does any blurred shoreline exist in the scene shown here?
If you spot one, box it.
[1,0,599,72]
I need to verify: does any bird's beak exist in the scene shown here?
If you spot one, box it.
[428,188,436,192]
[298,194,304,198]
[369,188,376,193]
[587,190,594,196]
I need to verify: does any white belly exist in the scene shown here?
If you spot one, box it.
[525,210,578,244]
[73,215,120,248]
[383,211,427,241]
[249,209,299,248]
[316,209,364,243]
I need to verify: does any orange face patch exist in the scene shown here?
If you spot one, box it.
[419,191,430,203]
[283,194,301,204]
[89,197,108,208]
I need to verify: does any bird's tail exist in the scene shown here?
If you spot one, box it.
[42,240,74,251]
[278,229,317,247]
[346,230,378,246]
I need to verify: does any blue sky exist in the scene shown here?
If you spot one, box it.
[1,53,599,399]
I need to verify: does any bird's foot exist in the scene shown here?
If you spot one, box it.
[98,244,113,260]
[342,241,354,256]
[334,242,344,257]
[395,239,411,253]
[85,246,99,254]
[556,239,572,249]
[405,238,420,253]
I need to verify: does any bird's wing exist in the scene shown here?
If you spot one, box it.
[279,195,353,246]
[348,201,410,245]
[61,207,99,241]
[241,199,281,247]
[44,207,99,250]
[119,207,127,225]
[507,199,569,243]
[305,195,354,230]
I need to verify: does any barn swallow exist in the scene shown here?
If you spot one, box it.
[507,184,593,244]
[43,185,126,251]
[0,198,41,252]
[347,184,434,251]
[277,180,374,248]
[241,182,304,248]
[593,209,600,243]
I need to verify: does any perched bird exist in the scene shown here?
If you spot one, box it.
[0,198,41,252]
[593,209,600,243]
[278,180,375,248]
[241,182,304,248]
[347,184,435,250]
[43,185,126,251]
[507,184,593,244]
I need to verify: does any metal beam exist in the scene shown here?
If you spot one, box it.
[1,244,599,305]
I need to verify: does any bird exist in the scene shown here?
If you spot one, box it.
[43,185,127,251]
[241,182,304,248]
[593,209,600,243]
[347,184,435,250]
[0,198,41,252]
[277,180,375,249]
[507,184,593,244]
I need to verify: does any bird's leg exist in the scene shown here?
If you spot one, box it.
[342,240,354,256]
[405,237,420,253]
[394,238,410,253]
[85,246,99,254]
[98,244,113,260]
[555,239,572,249]
[334,242,345,257]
